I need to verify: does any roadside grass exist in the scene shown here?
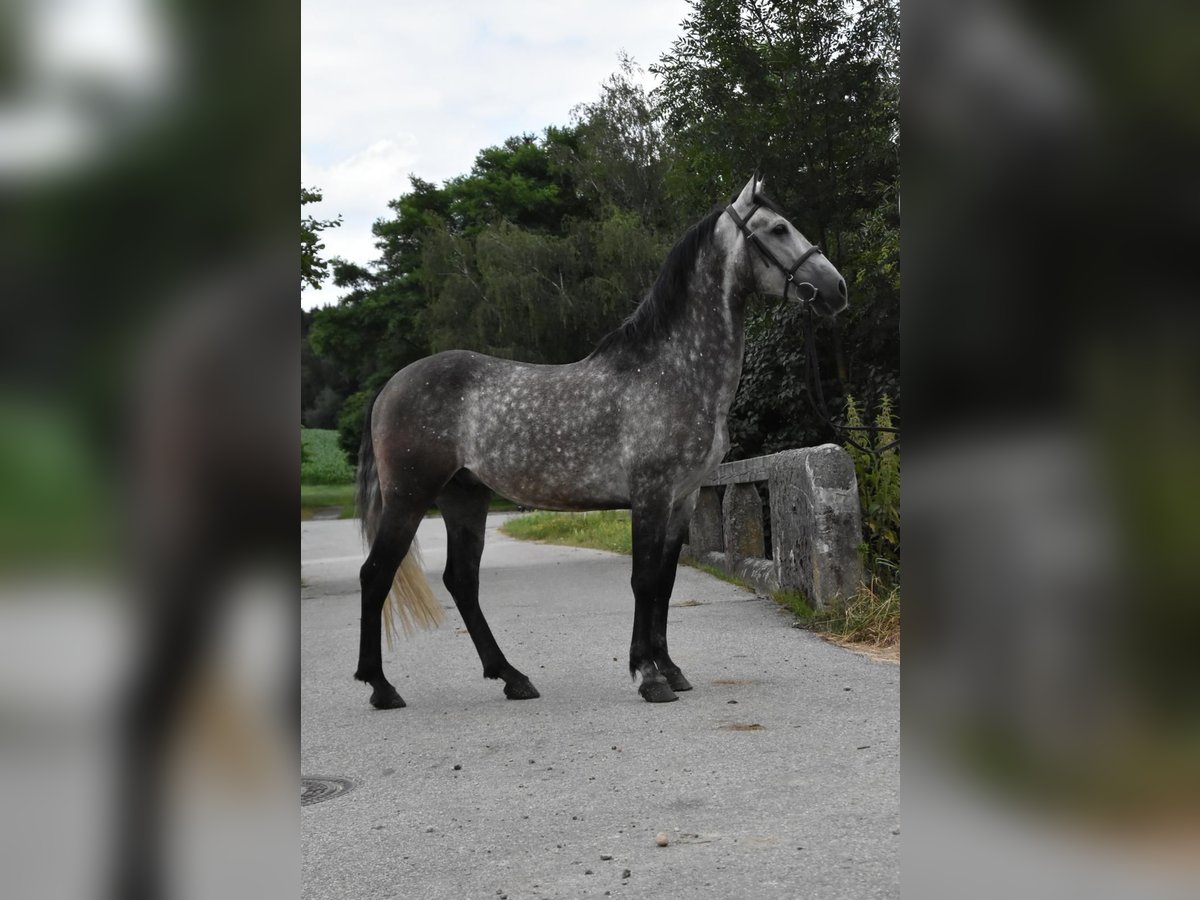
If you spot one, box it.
[788,577,900,651]
[688,561,757,593]
[300,483,357,520]
[500,509,899,654]
[499,510,632,554]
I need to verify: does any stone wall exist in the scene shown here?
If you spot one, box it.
[682,444,864,608]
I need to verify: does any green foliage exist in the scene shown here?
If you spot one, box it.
[560,53,676,227]
[844,394,900,585]
[301,186,342,291]
[336,389,373,462]
[500,510,633,556]
[300,427,355,485]
[421,210,669,362]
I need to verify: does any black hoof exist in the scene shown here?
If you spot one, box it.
[663,669,693,692]
[369,686,406,710]
[504,678,541,700]
[639,680,678,703]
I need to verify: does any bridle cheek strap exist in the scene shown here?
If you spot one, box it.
[725,202,824,304]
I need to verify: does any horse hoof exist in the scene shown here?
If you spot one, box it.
[504,679,541,700]
[369,687,407,710]
[639,680,678,703]
[663,669,693,692]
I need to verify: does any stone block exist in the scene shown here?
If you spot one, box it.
[769,445,863,608]
[687,486,724,554]
[723,482,765,566]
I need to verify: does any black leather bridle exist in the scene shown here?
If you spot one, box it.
[725,195,825,305]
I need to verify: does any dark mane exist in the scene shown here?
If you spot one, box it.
[589,206,724,356]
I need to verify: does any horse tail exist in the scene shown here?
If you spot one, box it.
[356,389,444,648]
[381,543,443,648]
[356,390,383,545]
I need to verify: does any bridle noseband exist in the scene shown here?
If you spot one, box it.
[725,197,824,304]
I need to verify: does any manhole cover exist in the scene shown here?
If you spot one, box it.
[301,776,355,807]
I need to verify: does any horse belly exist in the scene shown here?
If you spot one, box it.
[464,404,630,509]
[471,444,629,510]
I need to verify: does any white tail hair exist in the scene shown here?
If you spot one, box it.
[381,538,444,649]
[357,393,443,646]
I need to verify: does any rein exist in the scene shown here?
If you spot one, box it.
[725,199,899,456]
[800,302,900,456]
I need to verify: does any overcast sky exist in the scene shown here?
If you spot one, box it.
[301,1,693,310]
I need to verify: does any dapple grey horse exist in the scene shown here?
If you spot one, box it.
[354,174,848,707]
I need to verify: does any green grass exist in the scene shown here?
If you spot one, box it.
[774,578,900,649]
[772,588,816,620]
[687,561,757,593]
[500,510,632,554]
[301,428,355,485]
[300,483,357,520]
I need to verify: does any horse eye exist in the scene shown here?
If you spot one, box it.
[772,223,788,235]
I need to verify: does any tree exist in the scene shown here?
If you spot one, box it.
[557,53,676,227]
[301,186,342,291]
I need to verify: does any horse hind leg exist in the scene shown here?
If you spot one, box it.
[355,502,429,709]
[437,472,539,700]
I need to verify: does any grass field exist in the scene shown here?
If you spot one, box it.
[300,428,356,519]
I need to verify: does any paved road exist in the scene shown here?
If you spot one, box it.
[302,514,899,899]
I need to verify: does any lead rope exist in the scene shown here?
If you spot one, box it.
[801,301,900,456]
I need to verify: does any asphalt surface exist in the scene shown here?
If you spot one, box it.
[301,513,899,899]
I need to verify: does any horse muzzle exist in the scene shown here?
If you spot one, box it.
[790,275,848,316]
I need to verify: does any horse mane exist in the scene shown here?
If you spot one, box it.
[589,206,724,356]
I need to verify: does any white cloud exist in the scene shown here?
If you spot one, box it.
[301,0,691,309]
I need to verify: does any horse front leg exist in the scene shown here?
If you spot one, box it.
[651,492,697,693]
[629,491,677,703]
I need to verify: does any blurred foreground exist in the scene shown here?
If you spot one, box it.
[0,2,296,899]
[904,0,1199,897]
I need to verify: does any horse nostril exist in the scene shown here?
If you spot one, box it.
[837,278,847,300]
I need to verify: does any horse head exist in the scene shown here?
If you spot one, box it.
[727,174,848,316]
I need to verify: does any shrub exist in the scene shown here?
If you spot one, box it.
[845,395,900,588]
[300,427,355,485]
[336,389,373,462]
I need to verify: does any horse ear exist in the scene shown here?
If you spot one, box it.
[734,173,758,208]
[756,174,768,194]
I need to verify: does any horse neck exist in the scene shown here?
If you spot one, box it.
[659,237,751,407]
